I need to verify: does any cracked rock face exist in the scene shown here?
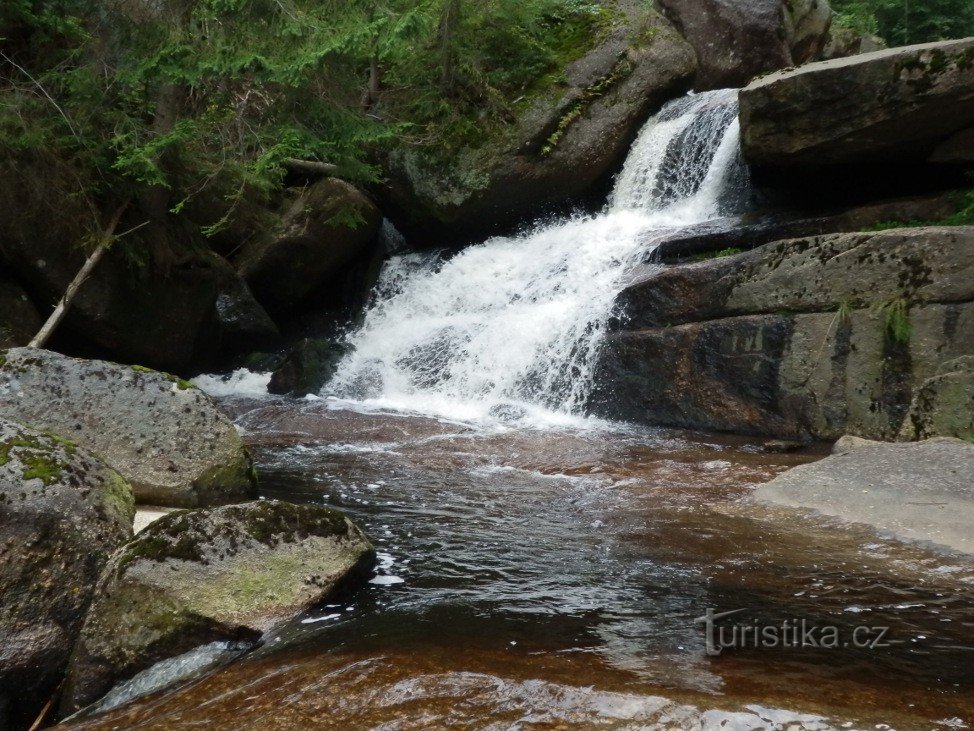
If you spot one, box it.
[0,417,134,729]
[0,347,256,507]
[595,227,974,440]
[61,500,375,714]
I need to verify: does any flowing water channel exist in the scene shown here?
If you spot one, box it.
[62,92,974,730]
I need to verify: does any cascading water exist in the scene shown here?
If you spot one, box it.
[326,89,748,424]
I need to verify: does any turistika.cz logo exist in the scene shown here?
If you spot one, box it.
[695,608,893,657]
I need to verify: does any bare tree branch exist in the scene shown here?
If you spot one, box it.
[283,158,339,177]
[29,201,133,349]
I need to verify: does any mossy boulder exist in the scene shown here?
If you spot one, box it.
[61,500,375,714]
[740,38,974,169]
[0,348,256,507]
[900,356,974,441]
[383,1,696,243]
[0,417,133,729]
[237,179,382,316]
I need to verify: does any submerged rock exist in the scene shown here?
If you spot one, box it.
[740,38,974,168]
[384,2,695,243]
[61,500,375,714]
[754,438,974,554]
[596,227,974,440]
[658,0,832,89]
[238,179,382,316]
[0,418,133,729]
[0,348,256,507]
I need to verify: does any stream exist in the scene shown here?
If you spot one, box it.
[64,400,974,729]
[62,89,974,729]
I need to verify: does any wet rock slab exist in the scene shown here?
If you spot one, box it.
[597,227,974,440]
[753,437,974,554]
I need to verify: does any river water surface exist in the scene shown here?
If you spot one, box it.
[62,396,974,730]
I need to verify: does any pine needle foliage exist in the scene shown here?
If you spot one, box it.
[0,0,609,239]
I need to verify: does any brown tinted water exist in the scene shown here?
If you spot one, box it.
[61,399,974,730]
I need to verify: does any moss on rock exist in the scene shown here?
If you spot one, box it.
[62,500,374,714]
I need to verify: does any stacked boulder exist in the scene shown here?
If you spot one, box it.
[0,348,375,727]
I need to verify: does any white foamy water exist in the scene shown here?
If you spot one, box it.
[192,368,272,399]
[326,90,748,426]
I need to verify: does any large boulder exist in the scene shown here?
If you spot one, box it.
[754,438,974,554]
[237,179,382,316]
[740,38,974,169]
[820,25,886,61]
[0,277,42,349]
[595,227,974,440]
[384,2,696,243]
[0,348,256,507]
[61,500,375,714]
[0,418,134,729]
[0,152,277,372]
[658,0,832,90]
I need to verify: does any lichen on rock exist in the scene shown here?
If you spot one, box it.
[0,417,134,729]
[0,347,256,507]
[61,500,375,715]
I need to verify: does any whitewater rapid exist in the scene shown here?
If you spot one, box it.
[322,89,748,426]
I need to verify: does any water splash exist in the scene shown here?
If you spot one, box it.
[327,90,747,426]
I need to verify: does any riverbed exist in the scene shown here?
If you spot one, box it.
[61,396,974,730]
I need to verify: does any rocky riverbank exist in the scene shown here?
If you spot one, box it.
[0,349,376,729]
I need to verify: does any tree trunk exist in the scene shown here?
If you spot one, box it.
[439,0,462,94]
[361,34,382,110]
[29,202,130,349]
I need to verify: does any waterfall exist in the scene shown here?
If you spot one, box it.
[326,90,748,425]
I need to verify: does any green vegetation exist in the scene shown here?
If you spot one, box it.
[875,297,912,344]
[836,299,854,324]
[0,0,611,252]
[0,430,70,484]
[865,189,974,231]
[830,0,974,46]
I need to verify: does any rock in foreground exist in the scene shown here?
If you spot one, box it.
[0,418,134,729]
[754,438,974,554]
[740,38,974,168]
[62,500,375,714]
[0,348,255,507]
